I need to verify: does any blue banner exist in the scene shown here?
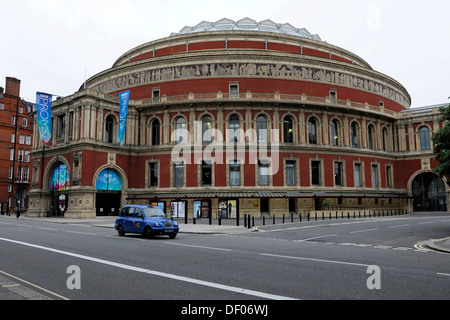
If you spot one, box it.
[36,92,52,145]
[96,168,122,191]
[117,90,130,146]
[50,162,69,192]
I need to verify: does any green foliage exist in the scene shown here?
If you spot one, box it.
[432,103,450,177]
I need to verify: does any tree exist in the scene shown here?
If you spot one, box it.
[432,101,450,177]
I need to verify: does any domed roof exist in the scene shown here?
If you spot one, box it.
[170,17,322,41]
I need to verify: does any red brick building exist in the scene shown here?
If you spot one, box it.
[28,18,448,218]
[0,77,34,214]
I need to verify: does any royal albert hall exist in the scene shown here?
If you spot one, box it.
[28,18,448,219]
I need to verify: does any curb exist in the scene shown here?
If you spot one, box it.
[424,237,450,254]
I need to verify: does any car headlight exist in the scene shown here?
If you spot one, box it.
[173,221,178,227]
[154,222,160,227]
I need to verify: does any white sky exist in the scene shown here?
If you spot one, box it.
[1,0,449,108]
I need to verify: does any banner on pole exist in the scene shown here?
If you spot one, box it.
[117,90,130,146]
[36,92,53,146]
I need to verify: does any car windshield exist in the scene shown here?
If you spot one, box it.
[142,207,166,218]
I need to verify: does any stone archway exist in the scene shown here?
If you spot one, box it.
[411,172,447,211]
[93,166,127,216]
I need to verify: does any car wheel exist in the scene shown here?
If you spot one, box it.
[117,225,125,236]
[169,233,177,239]
[143,226,154,239]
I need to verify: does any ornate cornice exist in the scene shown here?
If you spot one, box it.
[86,50,410,108]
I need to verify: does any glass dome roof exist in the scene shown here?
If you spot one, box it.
[170,18,322,41]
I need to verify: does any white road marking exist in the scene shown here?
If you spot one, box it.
[163,242,231,252]
[350,228,378,234]
[66,231,97,236]
[388,224,410,228]
[293,234,337,242]
[437,272,450,277]
[260,253,370,268]
[36,227,58,231]
[0,237,296,300]
[16,224,33,228]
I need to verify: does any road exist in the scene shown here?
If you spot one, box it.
[0,213,449,304]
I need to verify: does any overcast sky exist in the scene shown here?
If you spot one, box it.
[1,0,449,108]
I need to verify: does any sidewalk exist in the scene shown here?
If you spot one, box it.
[0,214,254,234]
[422,237,450,254]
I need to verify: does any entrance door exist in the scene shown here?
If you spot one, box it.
[289,198,296,213]
[96,191,121,216]
[412,173,447,211]
[51,193,68,217]
[260,199,269,215]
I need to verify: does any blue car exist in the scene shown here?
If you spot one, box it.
[115,205,179,239]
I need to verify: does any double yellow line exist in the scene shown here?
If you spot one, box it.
[0,269,69,300]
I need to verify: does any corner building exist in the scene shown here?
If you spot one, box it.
[28,18,448,219]
[0,77,34,214]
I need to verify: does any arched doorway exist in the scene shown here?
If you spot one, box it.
[95,168,122,216]
[50,162,70,216]
[412,172,447,211]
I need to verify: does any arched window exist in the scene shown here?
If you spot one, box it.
[256,115,267,143]
[105,115,115,144]
[283,116,294,143]
[330,119,339,146]
[382,127,388,151]
[308,117,317,144]
[202,115,213,143]
[351,122,359,148]
[151,119,160,146]
[174,117,186,144]
[96,168,122,191]
[368,124,375,149]
[419,126,431,150]
[50,162,70,191]
[229,114,240,142]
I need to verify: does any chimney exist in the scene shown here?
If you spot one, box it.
[5,77,21,97]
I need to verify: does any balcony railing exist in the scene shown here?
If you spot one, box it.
[138,92,398,117]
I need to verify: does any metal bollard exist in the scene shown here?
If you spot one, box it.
[247,215,251,229]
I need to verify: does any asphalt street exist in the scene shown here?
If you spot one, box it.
[0,212,449,303]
